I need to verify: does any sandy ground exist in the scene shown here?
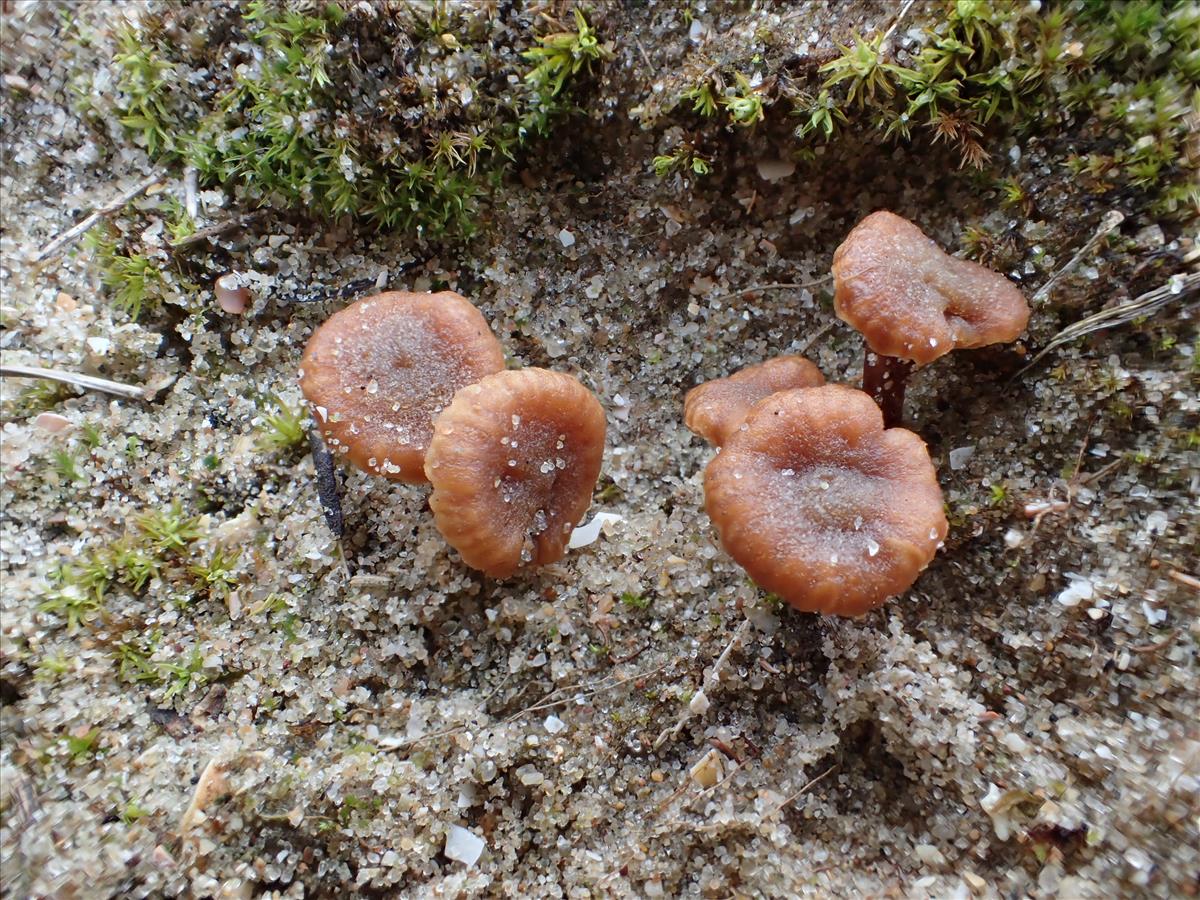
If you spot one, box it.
[1,2,1197,897]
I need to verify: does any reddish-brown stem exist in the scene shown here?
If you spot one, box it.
[863,353,913,428]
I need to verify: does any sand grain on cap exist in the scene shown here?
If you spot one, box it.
[704,384,947,616]
[299,291,505,482]
[684,355,825,446]
[832,210,1030,366]
[425,368,606,578]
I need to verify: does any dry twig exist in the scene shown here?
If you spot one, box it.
[1032,210,1125,306]
[32,172,164,263]
[653,619,750,750]
[766,762,840,817]
[1022,270,1200,375]
[1168,570,1200,593]
[706,278,832,306]
[0,361,148,401]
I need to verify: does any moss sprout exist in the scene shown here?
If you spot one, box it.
[64,727,103,763]
[50,449,85,484]
[39,582,103,633]
[4,380,75,418]
[134,501,202,555]
[256,395,307,455]
[188,547,240,600]
[522,9,611,99]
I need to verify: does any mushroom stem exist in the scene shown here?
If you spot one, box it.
[862,353,913,428]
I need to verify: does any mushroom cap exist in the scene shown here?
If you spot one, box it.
[704,384,947,616]
[832,210,1030,366]
[299,291,505,482]
[425,368,606,578]
[684,355,825,446]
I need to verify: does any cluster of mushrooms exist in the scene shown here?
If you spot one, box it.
[685,211,1031,615]
[299,291,606,578]
[298,211,1029,616]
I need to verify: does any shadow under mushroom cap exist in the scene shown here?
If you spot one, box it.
[832,210,1030,366]
[704,384,947,616]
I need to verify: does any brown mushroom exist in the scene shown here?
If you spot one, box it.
[683,354,825,446]
[299,291,505,482]
[832,210,1030,427]
[425,368,606,578]
[704,384,947,616]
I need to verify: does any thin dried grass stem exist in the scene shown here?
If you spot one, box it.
[32,172,164,263]
[0,362,148,401]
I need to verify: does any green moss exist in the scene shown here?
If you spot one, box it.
[134,501,202,555]
[120,800,150,825]
[40,560,108,632]
[652,0,1197,218]
[64,727,103,763]
[721,73,766,126]
[620,591,653,611]
[160,649,209,701]
[653,146,712,177]
[35,653,73,680]
[49,449,85,484]
[188,546,240,600]
[522,9,611,100]
[107,1,611,240]
[3,380,74,418]
[256,395,308,455]
[116,634,165,685]
[84,226,168,321]
[680,81,718,117]
[110,541,162,592]
[112,24,175,155]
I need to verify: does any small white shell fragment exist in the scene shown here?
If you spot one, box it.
[948,446,974,470]
[688,689,710,716]
[85,336,111,356]
[543,714,567,734]
[1056,575,1095,607]
[566,512,624,550]
[755,158,795,182]
[180,758,230,833]
[689,748,724,788]
[444,824,485,867]
[215,272,251,314]
[1004,527,1024,549]
[34,412,71,433]
[611,393,631,422]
